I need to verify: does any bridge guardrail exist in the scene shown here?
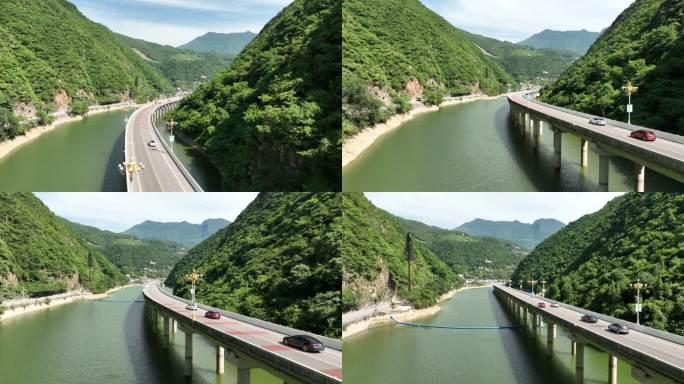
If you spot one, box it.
[517,93,684,145]
[149,101,204,192]
[495,285,684,347]
[154,284,342,351]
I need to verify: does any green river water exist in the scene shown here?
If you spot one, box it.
[0,109,221,191]
[0,287,280,384]
[343,98,684,192]
[343,287,642,384]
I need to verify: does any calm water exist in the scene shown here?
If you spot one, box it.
[343,98,684,191]
[0,287,280,384]
[0,110,221,191]
[343,287,640,384]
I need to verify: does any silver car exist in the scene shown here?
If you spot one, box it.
[589,117,607,126]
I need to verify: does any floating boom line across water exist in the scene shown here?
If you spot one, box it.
[390,315,523,330]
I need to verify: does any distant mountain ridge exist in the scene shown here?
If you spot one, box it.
[123,218,230,247]
[179,32,256,55]
[456,218,566,249]
[520,29,601,55]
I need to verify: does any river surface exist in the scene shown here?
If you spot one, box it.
[0,109,220,191]
[0,287,280,384]
[343,287,640,384]
[343,98,684,191]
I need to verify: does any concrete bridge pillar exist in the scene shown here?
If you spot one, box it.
[608,355,618,384]
[571,340,576,355]
[532,312,538,333]
[151,307,158,333]
[599,156,610,189]
[185,329,193,377]
[524,113,530,133]
[533,120,543,149]
[238,367,251,384]
[226,351,258,384]
[523,306,528,326]
[546,321,556,356]
[172,319,177,334]
[163,316,170,348]
[580,139,589,167]
[634,164,645,192]
[216,345,225,374]
[553,127,562,169]
[575,342,585,384]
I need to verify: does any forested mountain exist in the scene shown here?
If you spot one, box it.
[0,193,125,299]
[460,31,577,83]
[166,193,341,338]
[456,218,565,249]
[512,193,684,335]
[116,34,234,89]
[179,32,257,55]
[342,0,513,136]
[541,0,684,135]
[123,218,230,247]
[66,221,187,278]
[0,0,172,118]
[520,29,601,55]
[342,193,461,312]
[169,0,341,191]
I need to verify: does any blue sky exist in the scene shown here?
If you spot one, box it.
[421,0,635,42]
[70,0,292,46]
[36,193,258,232]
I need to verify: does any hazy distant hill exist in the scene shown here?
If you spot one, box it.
[179,32,256,55]
[520,29,601,55]
[456,218,566,249]
[123,219,230,247]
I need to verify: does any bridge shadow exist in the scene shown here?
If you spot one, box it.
[101,129,126,191]
[490,290,578,384]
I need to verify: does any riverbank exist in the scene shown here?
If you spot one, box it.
[0,284,141,322]
[342,94,508,168]
[0,103,138,162]
[342,285,490,339]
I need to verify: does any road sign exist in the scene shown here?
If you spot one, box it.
[627,104,633,113]
[169,135,175,143]
[635,303,642,312]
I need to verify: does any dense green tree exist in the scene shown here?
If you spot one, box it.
[68,101,88,117]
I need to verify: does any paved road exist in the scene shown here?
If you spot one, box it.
[509,93,684,167]
[143,284,342,382]
[125,101,195,192]
[497,284,684,379]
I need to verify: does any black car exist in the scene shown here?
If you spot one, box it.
[283,335,325,353]
[581,314,598,323]
[608,323,630,334]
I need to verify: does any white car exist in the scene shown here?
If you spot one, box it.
[147,140,157,148]
[185,304,198,311]
[589,117,607,126]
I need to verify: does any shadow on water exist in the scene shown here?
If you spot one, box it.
[101,129,126,192]
[490,290,576,384]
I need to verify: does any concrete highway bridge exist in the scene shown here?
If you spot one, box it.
[508,93,684,191]
[495,284,684,384]
[124,98,203,192]
[142,283,342,384]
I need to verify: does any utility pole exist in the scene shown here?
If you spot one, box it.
[630,278,647,325]
[540,279,547,298]
[622,81,639,125]
[166,119,177,153]
[405,233,414,294]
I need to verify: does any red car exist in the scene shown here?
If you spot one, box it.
[205,311,221,319]
[630,130,656,142]
[537,302,546,308]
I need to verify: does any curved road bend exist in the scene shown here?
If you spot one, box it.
[143,284,343,382]
[125,102,194,192]
[510,93,684,177]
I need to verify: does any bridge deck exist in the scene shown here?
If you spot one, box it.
[496,284,684,381]
[143,284,342,383]
[125,102,194,192]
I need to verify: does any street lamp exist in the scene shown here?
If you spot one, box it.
[519,281,523,290]
[540,279,547,298]
[622,81,639,125]
[185,269,202,319]
[528,279,538,297]
[166,119,177,153]
[118,162,145,183]
[630,278,648,325]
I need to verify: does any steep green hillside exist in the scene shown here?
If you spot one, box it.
[398,218,528,280]
[520,29,601,55]
[512,193,684,335]
[342,193,462,311]
[170,0,341,191]
[0,0,172,116]
[541,0,684,135]
[0,193,125,299]
[342,0,514,136]
[180,32,257,55]
[66,221,187,278]
[461,31,576,83]
[457,218,565,249]
[166,193,340,338]
[116,34,234,89]
[123,218,230,247]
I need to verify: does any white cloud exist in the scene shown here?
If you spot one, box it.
[364,192,624,229]
[36,193,258,232]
